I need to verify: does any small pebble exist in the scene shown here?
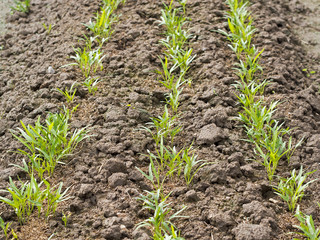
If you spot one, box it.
[47,66,55,74]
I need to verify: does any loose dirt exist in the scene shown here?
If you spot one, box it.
[0,0,319,239]
[0,0,12,35]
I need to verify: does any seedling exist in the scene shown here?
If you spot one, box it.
[102,0,126,10]
[274,167,317,212]
[142,105,182,146]
[56,82,78,103]
[182,145,208,185]
[136,189,187,238]
[11,0,30,13]
[136,153,164,190]
[64,46,105,78]
[43,181,70,218]
[42,23,52,35]
[62,211,71,227]
[302,68,316,78]
[178,0,188,14]
[11,107,91,176]
[84,6,118,44]
[253,121,302,181]
[11,229,18,239]
[0,217,12,240]
[293,206,320,240]
[0,176,44,225]
[83,77,102,94]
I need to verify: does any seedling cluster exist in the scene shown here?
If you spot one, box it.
[62,0,125,97]
[136,1,208,239]
[0,106,89,239]
[220,0,317,237]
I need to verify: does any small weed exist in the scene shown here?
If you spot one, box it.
[274,167,317,212]
[56,82,77,103]
[11,0,30,13]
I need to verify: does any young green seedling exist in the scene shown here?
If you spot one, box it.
[142,105,182,146]
[62,211,71,227]
[42,23,52,35]
[56,82,78,103]
[64,46,105,78]
[136,189,187,238]
[83,77,102,94]
[0,217,12,240]
[11,0,30,13]
[293,206,320,240]
[274,167,317,212]
[43,180,71,218]
[0,176,44,225]
[84,6,118,44]
[11,107,91,176]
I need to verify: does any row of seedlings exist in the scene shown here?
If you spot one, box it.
[136,1,206,239]
[0,0,126,239]
[61,0,126,96]
[219,0,319,238]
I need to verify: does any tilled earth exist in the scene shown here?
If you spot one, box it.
[0,0,320,239]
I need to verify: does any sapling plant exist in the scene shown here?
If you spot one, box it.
[274,167,317,212]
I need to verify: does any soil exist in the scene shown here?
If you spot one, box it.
[0,0,12,35]
[0,0,320,240]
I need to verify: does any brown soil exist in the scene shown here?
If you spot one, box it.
[0,0,320,239]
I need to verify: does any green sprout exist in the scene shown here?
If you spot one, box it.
[274,167,317,212]
[56,82,77,103]
[11,0,30,13]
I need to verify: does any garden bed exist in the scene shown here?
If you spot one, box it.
[0,0,319,239]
